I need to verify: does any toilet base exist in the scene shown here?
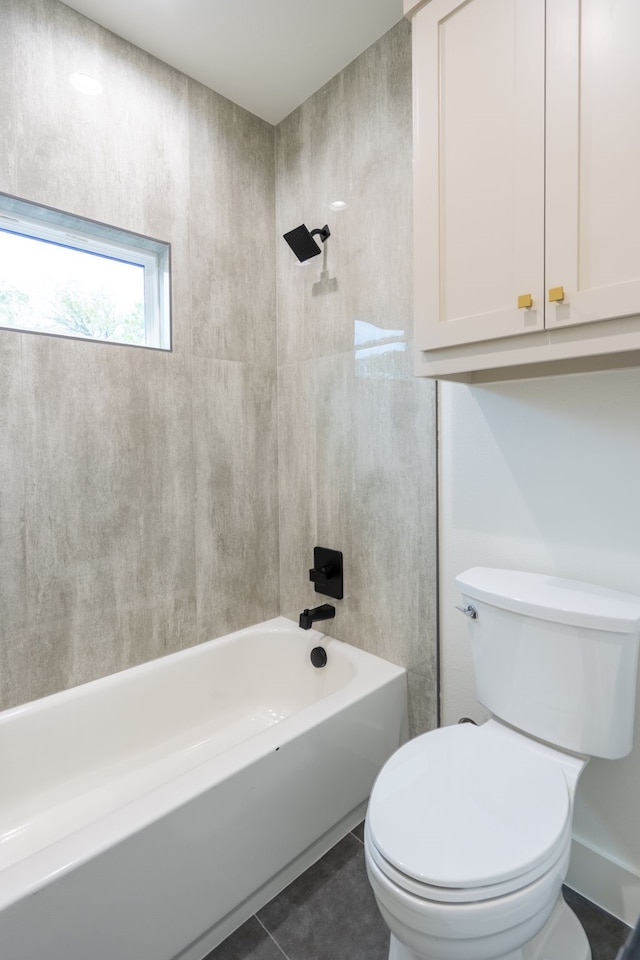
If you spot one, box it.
[387,894,591,960]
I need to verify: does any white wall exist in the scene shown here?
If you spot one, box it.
[439,368,640,925]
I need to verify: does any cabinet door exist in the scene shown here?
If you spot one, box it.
[413,0,545,350]
[546,0,640,329]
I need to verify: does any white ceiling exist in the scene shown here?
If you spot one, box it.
[60,0,405,125]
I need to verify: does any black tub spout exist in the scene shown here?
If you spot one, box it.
[299,604,335,630]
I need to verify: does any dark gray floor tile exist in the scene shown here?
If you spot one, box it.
[257,833,389,960]
[564,886,631,960]
[203,916,286,960]
[203,845,629,960]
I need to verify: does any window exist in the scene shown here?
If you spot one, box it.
[0,192,170,350]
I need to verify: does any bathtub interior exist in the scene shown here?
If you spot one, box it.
[0,618,386,875]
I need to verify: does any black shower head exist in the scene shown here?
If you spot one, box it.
[283,223,331,262]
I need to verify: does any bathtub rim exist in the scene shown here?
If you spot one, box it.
[0,616,355,724]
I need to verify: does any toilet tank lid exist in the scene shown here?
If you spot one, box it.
[456,568,640,634]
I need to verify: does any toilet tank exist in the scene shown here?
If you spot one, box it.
[456,568,640,758]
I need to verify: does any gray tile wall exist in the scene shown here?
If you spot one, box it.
[1,4,437,737]
[275,21,438,736]
[0,0,278,707]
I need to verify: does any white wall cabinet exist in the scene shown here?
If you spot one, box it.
[406,0,640,381]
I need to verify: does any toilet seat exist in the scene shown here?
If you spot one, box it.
[366,722,572,904]
[365,817,571,903]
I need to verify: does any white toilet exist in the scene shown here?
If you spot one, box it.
[365,567,640,960]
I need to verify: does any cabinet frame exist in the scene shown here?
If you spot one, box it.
[406,0,640,381]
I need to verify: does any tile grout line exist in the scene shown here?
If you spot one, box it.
[253,828,366,960]
[255,914,294,960]
[351,825,365,846]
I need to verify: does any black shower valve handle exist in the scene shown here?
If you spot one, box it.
[309,563,336,586]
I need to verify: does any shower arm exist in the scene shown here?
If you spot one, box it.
[309,225,330,243]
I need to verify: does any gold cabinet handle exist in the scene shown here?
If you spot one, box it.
[548,286,565,302]
[517,293,533,309]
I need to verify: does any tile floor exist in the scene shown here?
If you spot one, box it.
[205,824,631,960]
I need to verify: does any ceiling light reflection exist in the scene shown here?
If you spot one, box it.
[69,72,103,96]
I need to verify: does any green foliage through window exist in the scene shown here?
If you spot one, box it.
[0,193,170,349]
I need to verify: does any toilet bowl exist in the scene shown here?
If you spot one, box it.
[365,568,640,960]
[365,721,584,960]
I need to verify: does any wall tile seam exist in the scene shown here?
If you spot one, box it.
[1,0,17,194]
[275,347,417,369]
[9,0,16,151]
[15,330,38,701]
[191,356,279,375]
[271,157,282,619]
[184,348,201,657]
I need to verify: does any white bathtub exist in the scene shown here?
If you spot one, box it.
[0,616,408,960]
